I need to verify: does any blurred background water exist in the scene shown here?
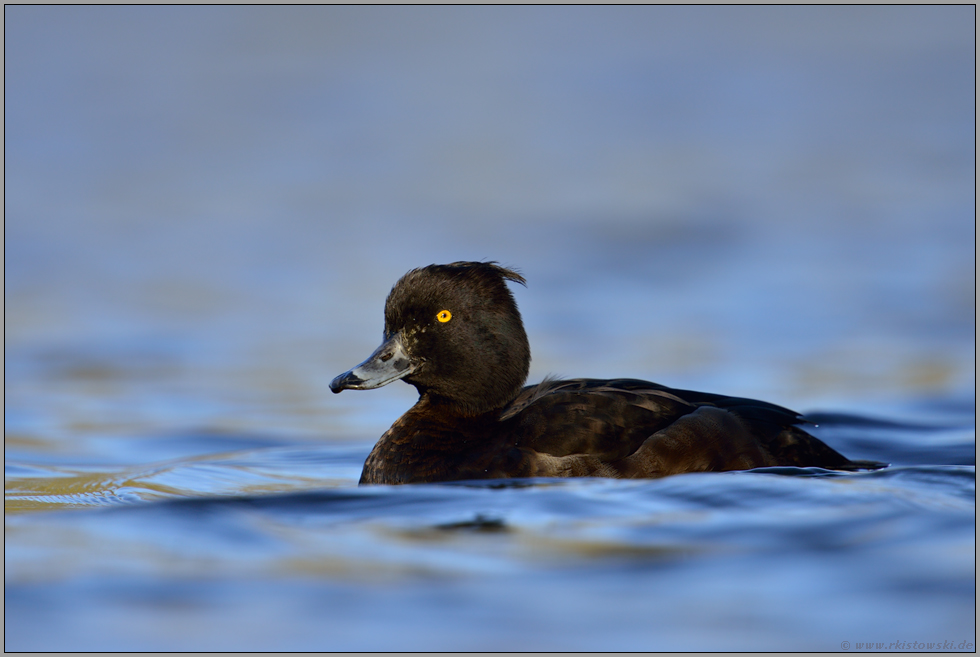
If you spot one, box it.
[4,5,975,651]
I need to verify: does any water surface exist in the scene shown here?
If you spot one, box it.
[5,6,975,651]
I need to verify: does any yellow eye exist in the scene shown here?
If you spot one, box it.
[436,310,452,323]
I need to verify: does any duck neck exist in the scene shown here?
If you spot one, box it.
[418,391,508,422]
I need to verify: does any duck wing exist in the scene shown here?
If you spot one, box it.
[502,378,697,460]
[501,378,884,477]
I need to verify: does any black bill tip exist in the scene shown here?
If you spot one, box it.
[329,370,363,393]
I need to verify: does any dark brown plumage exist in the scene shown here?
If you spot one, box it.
[330,261,886,485]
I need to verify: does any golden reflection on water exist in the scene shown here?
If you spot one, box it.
[4,452,352,515]
[789,350,959,400]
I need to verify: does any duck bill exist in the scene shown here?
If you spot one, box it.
[329,333,417,393]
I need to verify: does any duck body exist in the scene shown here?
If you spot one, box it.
[331,262,885,485]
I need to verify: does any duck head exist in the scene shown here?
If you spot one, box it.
[330,261,531,416]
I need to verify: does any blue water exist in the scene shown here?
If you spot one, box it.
[4,6,975,651]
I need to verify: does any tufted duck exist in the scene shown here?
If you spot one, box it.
[330,261,886,484]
